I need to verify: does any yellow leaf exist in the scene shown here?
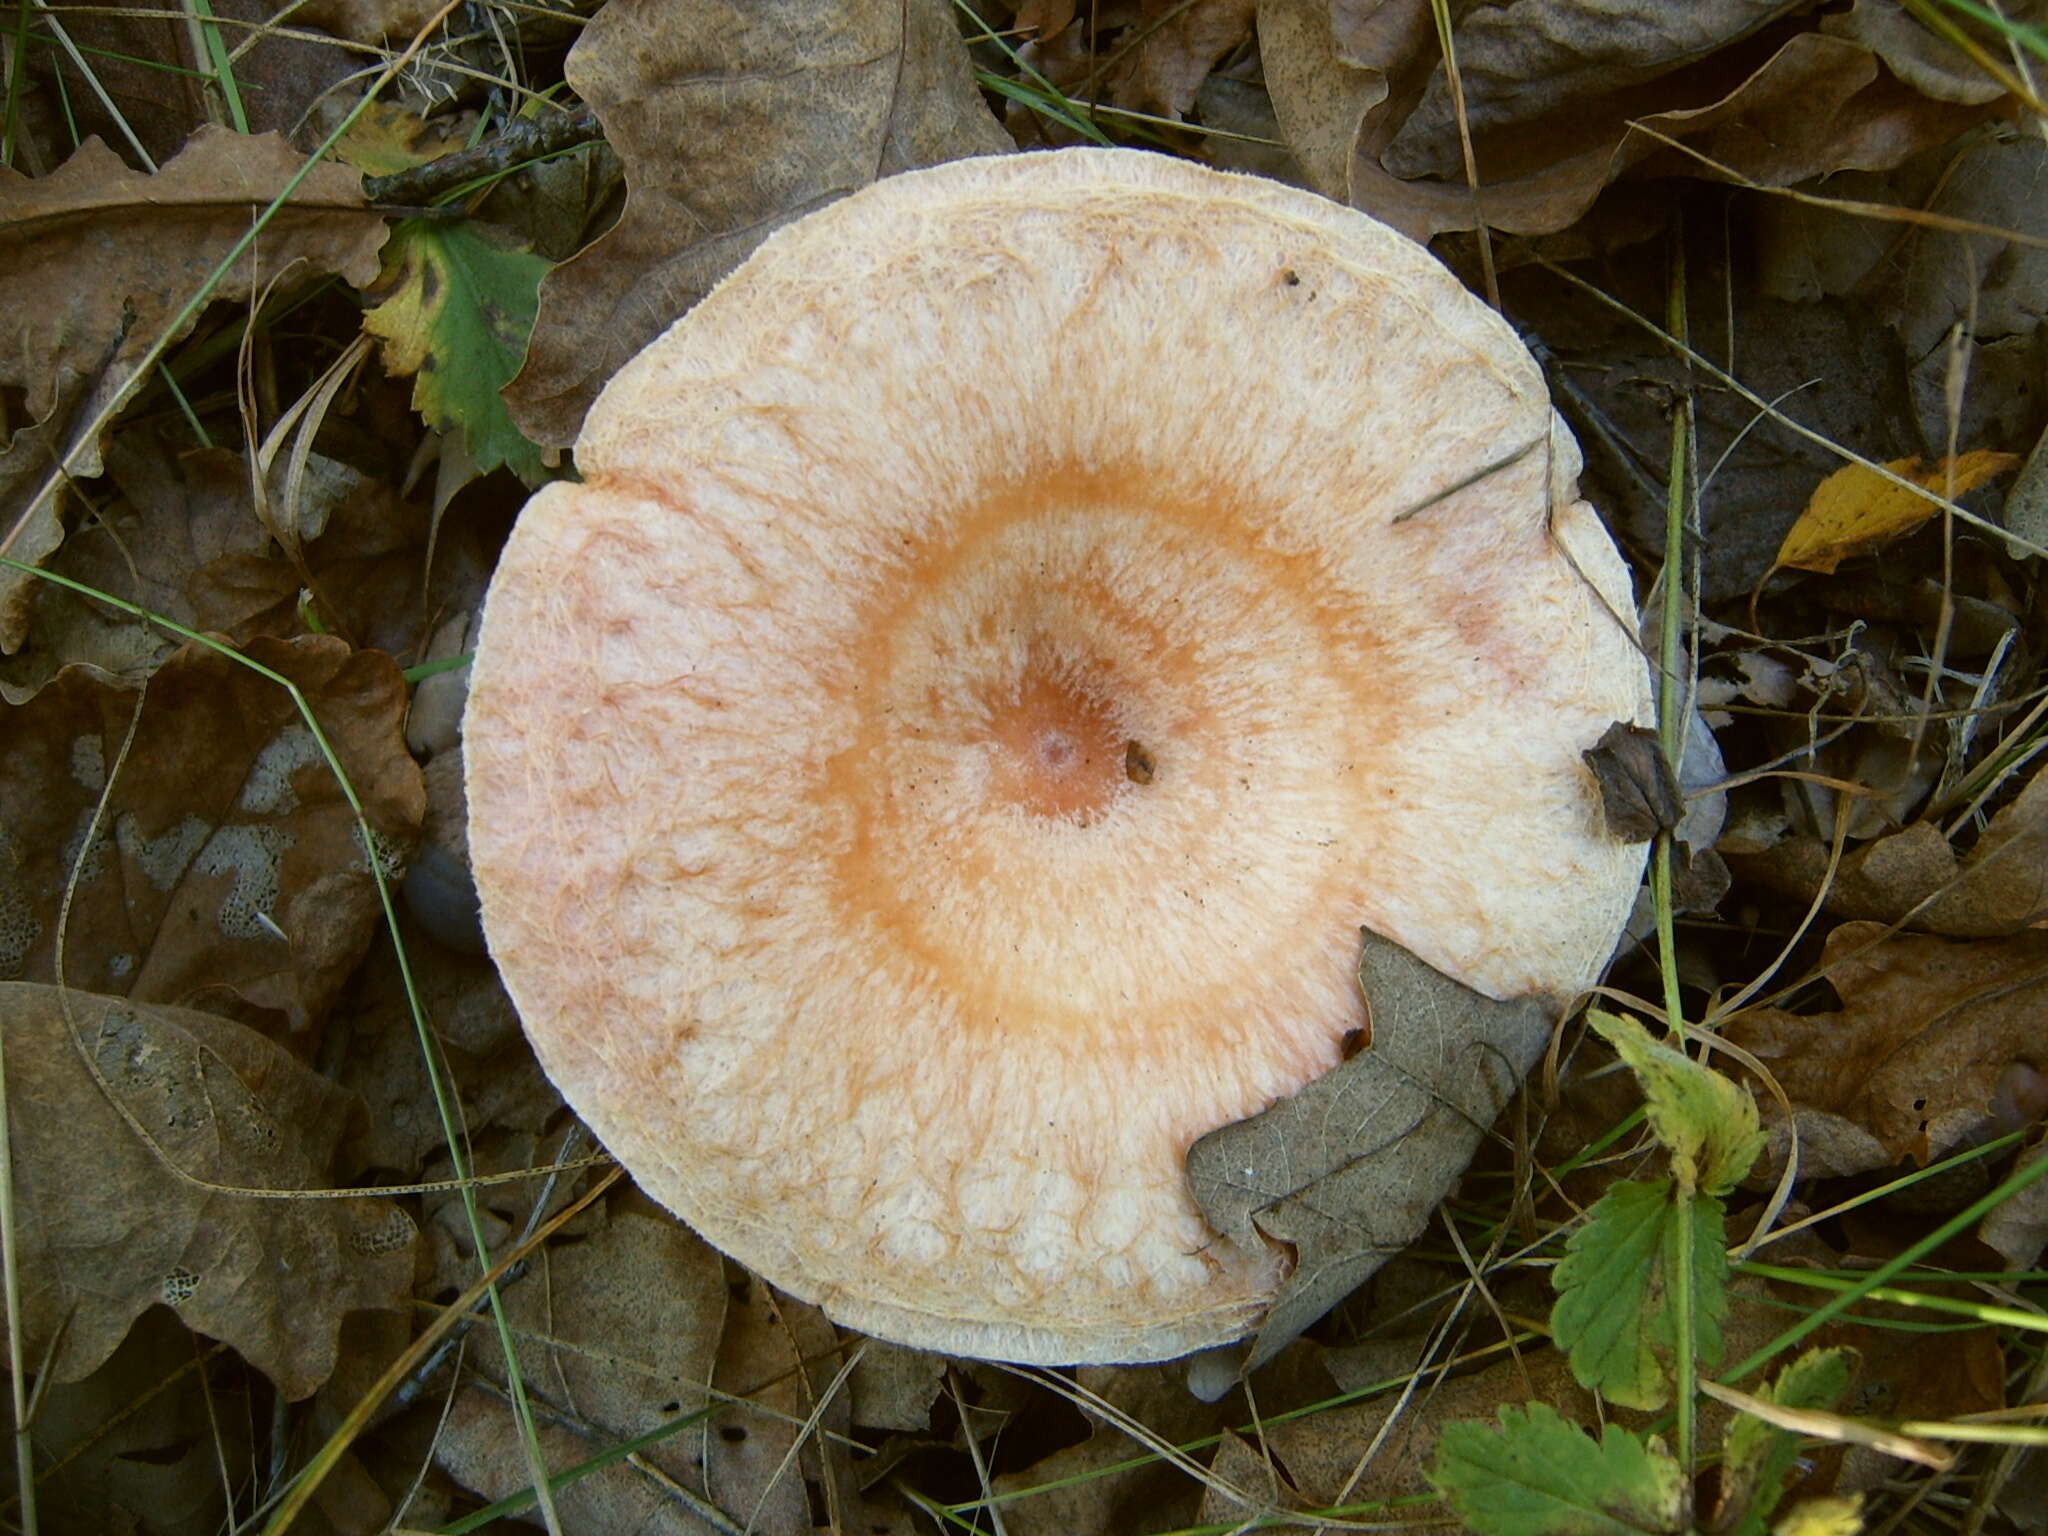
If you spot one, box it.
[332,101,469,178]
[1776,452,2020,575]
[1774,1494,1864,1536]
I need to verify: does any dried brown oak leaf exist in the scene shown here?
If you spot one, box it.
[1259,0,2003,241]
[504,0,1011,449]
[0,129,387,652]
[1734,762,2048,939]
[0,635,424,1029]
[0,426,465,705]
[1726,921,2048,1168]
[0,982,416,1395]
[437,1205,729,1535]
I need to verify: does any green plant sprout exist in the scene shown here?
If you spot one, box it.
[1427,1011,1857,1536]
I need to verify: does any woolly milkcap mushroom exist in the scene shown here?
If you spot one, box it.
[466,148,1653,1365]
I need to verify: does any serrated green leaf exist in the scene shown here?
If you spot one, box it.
[1552,1179,1730,1407]
[1430,1403,1683,1536]
[362,218,548,484]
[1588,1011,1765,1195]
[1717,1348,1856,1535]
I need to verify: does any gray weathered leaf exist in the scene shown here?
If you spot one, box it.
[1188,929,1554,1370]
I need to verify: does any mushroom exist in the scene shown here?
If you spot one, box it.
[464,148,1653,1365]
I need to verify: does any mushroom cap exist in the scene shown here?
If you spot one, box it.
[465,148,1652,1365]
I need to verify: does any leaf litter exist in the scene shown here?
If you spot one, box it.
[4,0,2048,1530]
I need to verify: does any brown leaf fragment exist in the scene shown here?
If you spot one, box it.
[438,1202,730,1532]
[1107,0,1258,122]
[848,1339,946,1432]
[436,1385,716,1536]
[1978,1142,2048,1269]
[1725,922,2048,1167]
[1187,928,1555,1371]
[1733,762,2048,938]
[1197,1429,1307,1527]
[1822,0,2034,106]
[0,982,416,1396]
[31,1308,249,1536]
[989,1362,1222,1536]
[1259,0,1418,200]
[1381,0,1809,181]
[707,1276,861,1536]
[1267,2,2002,242]
[504,0,1012,449]
[1261,1349,1600,1507]
[0,635,424,1028]
[0,130,387,651]
[1583,720,1683,842]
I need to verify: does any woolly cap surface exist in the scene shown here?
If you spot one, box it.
[465,148,1652,1364]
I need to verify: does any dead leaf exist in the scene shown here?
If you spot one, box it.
[0,634,424,1028]
[1263,2,2002,242]
[1106,0,1257,122]
[1776,452,2021,575]
[435,1385,716,1536]
[989,1362,1221,1536]
[30,1308,249,1536]
[1381,0,1808,181]
[1260,1350,1600,1509]
[1584,720,1684,842]
[294,0,448,46]
[707,1276,854,1536]
[7,0,363,170]
[0,982,416,1395]
[848,1340,946,1433]
[1197,1429,1308,1526]
[1258,0,1416,200]
[1015,0,1080,41]
[437,1200,730,1532]
[1978,1142,2048,1269]
[1725,922,2048,1167]
[1187,928,1555,1370]
[504,0,1012,449]
[1732,761,2048,938]
[1822,0,2030,107]
[0,130,387,651]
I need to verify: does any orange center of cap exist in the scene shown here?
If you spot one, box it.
[982,669,1128,824]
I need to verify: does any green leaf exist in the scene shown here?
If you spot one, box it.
[1588,1010,1765,1195]
[362,218,548,484]
[1430,1403,1683,1536]
[1717,1348,1855,1536]
[1552,1179,1731,1407]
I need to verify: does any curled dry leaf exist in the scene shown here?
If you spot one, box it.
[0,982,416,1395]
[0,634,424,1028]
[1260,0,2004,241]
[1187,928,1555,1371]
[1725,921,2048,1168]
[0,129,387,651]
[504,0,1012,449]
[1734,761,2048,938]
